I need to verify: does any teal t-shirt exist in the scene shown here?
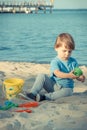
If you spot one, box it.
[50,56,78,88]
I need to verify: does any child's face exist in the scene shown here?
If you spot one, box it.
[55,43,72,61]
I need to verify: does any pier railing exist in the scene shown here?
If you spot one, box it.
[0,1,54,13]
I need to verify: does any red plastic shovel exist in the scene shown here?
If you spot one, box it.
[14,101,39,113]
[14,109,32,113]
[18,101,39,108]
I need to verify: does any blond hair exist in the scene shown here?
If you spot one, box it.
[54,33,75,50]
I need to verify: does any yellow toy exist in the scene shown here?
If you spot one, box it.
[3,78,24,99]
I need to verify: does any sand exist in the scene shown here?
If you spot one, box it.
[0,61,87,130]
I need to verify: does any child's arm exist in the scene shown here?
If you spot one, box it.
[53,69,78,79]
[54,69,85,82]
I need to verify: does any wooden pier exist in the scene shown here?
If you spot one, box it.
[0,0,54,14]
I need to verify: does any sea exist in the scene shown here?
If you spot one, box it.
[0,9,87,66]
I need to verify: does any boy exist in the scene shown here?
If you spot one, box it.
[21,33,85,101]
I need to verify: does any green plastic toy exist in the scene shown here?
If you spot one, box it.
[73,67,83,76]
[0,101,18,110]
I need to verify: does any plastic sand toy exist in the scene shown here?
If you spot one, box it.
[73,67,83,77]
[14,109,32,113]
[3,78,24,99]
[0,100,39,112]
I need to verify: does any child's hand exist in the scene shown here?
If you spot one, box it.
[69,71,79,79]
[76,75,85,82]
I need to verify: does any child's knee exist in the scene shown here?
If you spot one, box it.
[37,73,46,80]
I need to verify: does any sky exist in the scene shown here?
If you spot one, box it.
[54,0,87,9]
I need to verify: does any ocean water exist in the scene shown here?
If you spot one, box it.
[0,9,87,65]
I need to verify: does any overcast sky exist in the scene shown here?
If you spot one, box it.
[54,0,87,9]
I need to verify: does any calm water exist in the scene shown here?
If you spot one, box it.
[0,10,87,65]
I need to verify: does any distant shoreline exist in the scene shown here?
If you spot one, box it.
[0,61,87,67]
[0,9,87,14]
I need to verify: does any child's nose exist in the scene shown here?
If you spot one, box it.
[66,52,70,56]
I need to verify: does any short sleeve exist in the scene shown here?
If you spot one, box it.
[50,58,60,73]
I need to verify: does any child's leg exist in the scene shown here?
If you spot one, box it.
[45,87,73,100]
[30,74,55,95]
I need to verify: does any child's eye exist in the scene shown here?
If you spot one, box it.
[68,51,72,53]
